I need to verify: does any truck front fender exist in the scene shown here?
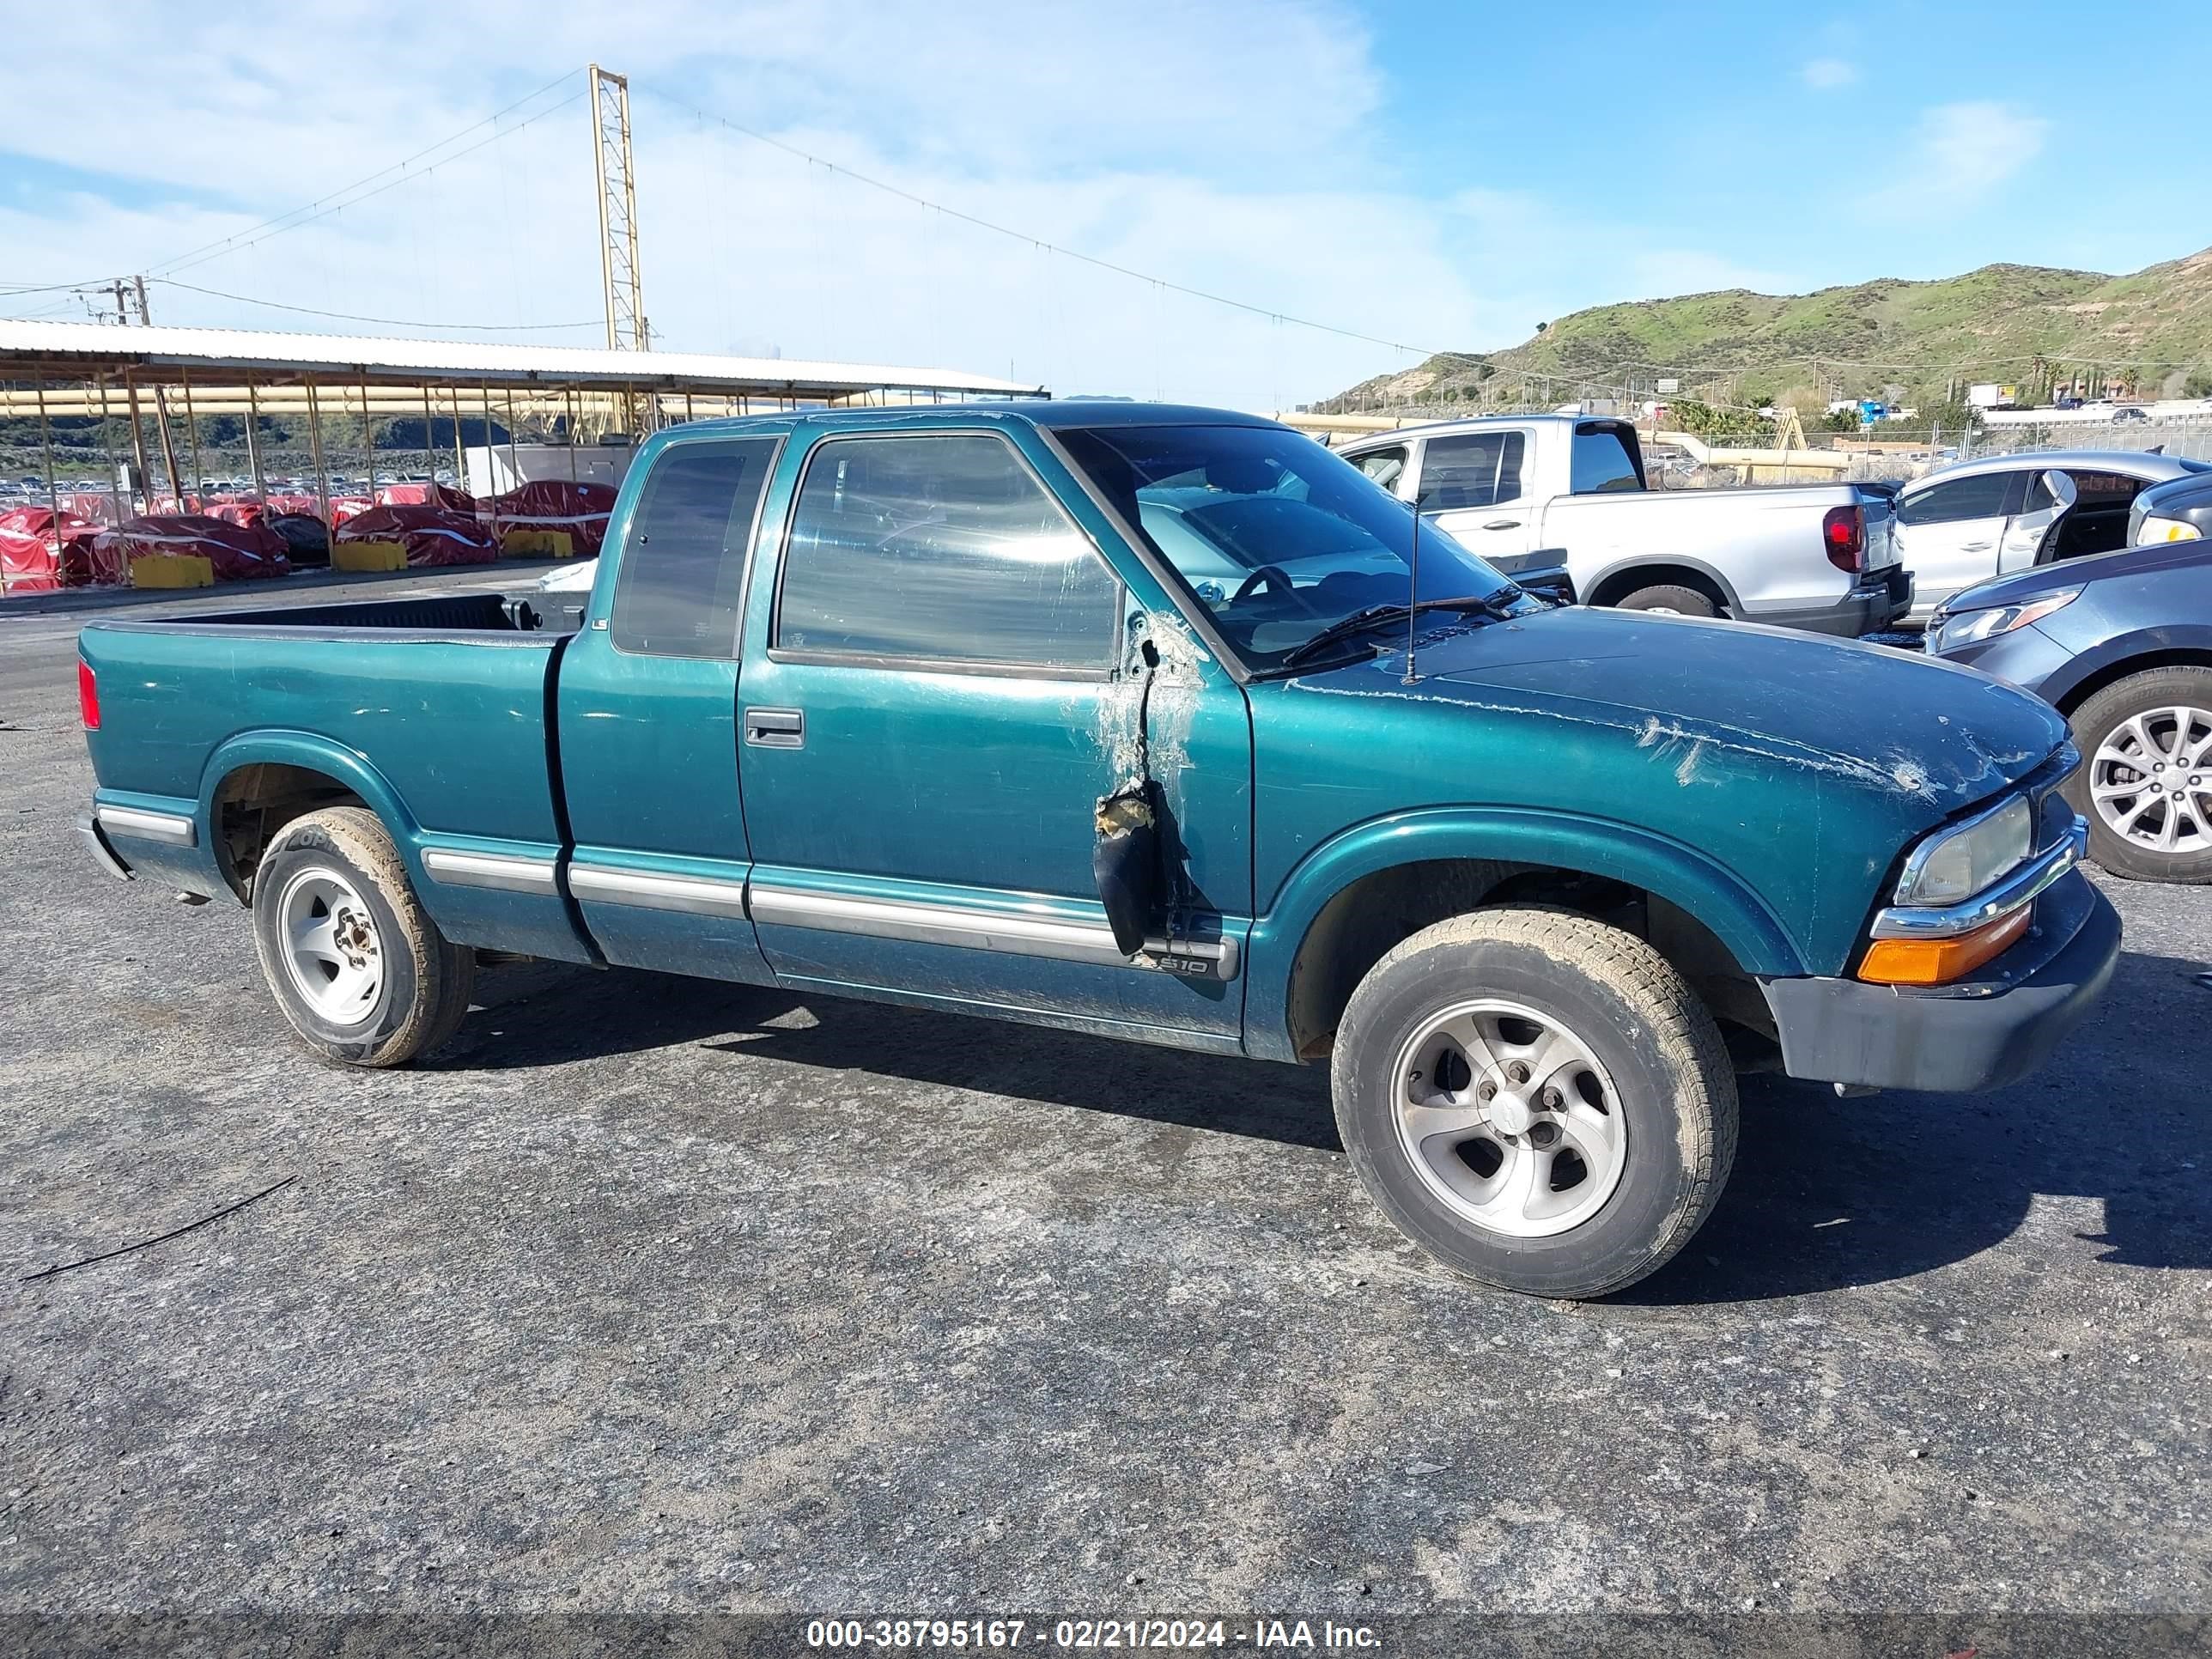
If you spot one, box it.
[1243,807,1804,1062]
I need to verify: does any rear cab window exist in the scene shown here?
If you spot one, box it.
[772,431,1121,672]
[611,439,780,657]
[1570,423,1644,494]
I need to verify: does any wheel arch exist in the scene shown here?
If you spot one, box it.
[1245,809,1804,1063]
[1583,556,1742,613]
[199,732,421,903]
[2047,637,2212,717]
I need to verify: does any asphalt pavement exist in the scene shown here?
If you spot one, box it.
[2,573,2207,1638]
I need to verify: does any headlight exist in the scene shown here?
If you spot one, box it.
[1932,588,2080,653]
[2137,514,2203,544]
[1893,793,2034,907]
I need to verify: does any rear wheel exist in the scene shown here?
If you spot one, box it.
[250,806,475,1066]
[1330,907,1736,1299]
[2064,665,2212,883]
[1614,582,1718,618]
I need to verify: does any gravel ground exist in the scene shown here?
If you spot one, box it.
[2,573,2207,1632]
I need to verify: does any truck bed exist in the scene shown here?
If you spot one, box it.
[81,592,570,854]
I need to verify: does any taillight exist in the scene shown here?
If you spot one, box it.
[1822,505,1865,574]
[77,659,100,730]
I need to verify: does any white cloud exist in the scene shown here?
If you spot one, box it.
[0,2,1800,409]
[1802,58,1857,89]
[1862,100,2050,217]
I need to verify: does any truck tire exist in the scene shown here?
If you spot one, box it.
[2063,665,2212,884]
[1614,583,1717,618]
[249,806,477,1067]
[1330,906,1737,1299]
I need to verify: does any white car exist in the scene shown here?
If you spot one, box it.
[1892,450,2210,622]
[538,558,599,592]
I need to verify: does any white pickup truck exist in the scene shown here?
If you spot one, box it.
[1335,416,1908,635]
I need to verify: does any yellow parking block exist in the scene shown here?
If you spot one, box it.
[129,554,215,589]
[331,539,408,573]
[501,529,575,559]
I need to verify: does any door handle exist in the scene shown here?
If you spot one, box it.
[1960,540,1993,551]
[1483,519,1522,530]
[744,707,805,749]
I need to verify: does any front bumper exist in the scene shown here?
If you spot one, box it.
[1760,868,2118,1092]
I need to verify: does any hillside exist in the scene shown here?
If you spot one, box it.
[1325,246,2212,413]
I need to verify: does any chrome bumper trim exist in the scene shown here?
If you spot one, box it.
[1871,816,2087,940]
[94,805,197,848]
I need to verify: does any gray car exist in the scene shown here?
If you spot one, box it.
[1892,449,2208,623]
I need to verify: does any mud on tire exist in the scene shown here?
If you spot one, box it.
[249,805,475,1067]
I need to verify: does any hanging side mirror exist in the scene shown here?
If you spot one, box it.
[2039,470,2079,512]
[1093,783,1162,957]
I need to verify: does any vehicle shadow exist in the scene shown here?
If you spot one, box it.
[442,947,2209,1300]
[1622,945,2212,1304]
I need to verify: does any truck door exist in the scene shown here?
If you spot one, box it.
[1413,428,1540,567]
[734,426,1251,1047]
[553,433,783,983]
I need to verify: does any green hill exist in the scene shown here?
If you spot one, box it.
[1324,246,2212,414]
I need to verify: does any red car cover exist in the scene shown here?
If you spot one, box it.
[0,507,105,591]
[97,515,292,581]
[486,479,617,554]
[335,501,498,567]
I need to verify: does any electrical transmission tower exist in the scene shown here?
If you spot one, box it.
[589,64,647,352]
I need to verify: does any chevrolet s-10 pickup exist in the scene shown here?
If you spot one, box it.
[76,402,2118,1297]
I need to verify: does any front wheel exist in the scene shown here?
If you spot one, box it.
[250,806,476,1066]
[2063,665,2212,884]
[1330,907,1737,1299]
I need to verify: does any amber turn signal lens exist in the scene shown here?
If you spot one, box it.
[1857,906,2031,987]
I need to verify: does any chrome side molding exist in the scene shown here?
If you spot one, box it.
[750,883,1240,981]
[420,848,560,895]
[569,863,751,920]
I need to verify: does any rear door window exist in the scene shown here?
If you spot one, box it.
[1416,431,1526,510]
[1895,472,2013,526]
[774,432,1120,671]
[610,439,780,658]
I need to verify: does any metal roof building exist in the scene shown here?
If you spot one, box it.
[0,319,1044,400]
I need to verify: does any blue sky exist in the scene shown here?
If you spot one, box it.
[3,1,2208,407]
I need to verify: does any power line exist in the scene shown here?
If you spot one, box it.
[151,277,600,333]
[148,70,587,278]
[636,82,1445,364]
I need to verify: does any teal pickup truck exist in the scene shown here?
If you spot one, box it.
[77,403,2118,1297]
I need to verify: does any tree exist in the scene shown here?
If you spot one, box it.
[2185,371,2212,399]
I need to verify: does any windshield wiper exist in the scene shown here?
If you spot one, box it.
[1274,592,1515,671]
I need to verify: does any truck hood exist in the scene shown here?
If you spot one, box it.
[1309,603,2066,811]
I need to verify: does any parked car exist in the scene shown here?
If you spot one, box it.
[1930,477,2212,882]
[76,402,2116,1300]
[1334,416,1907,635]
[2129,469,2212,546]
[1892,450,2209,623]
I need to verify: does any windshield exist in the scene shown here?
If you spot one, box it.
[1057,422,1521,672]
